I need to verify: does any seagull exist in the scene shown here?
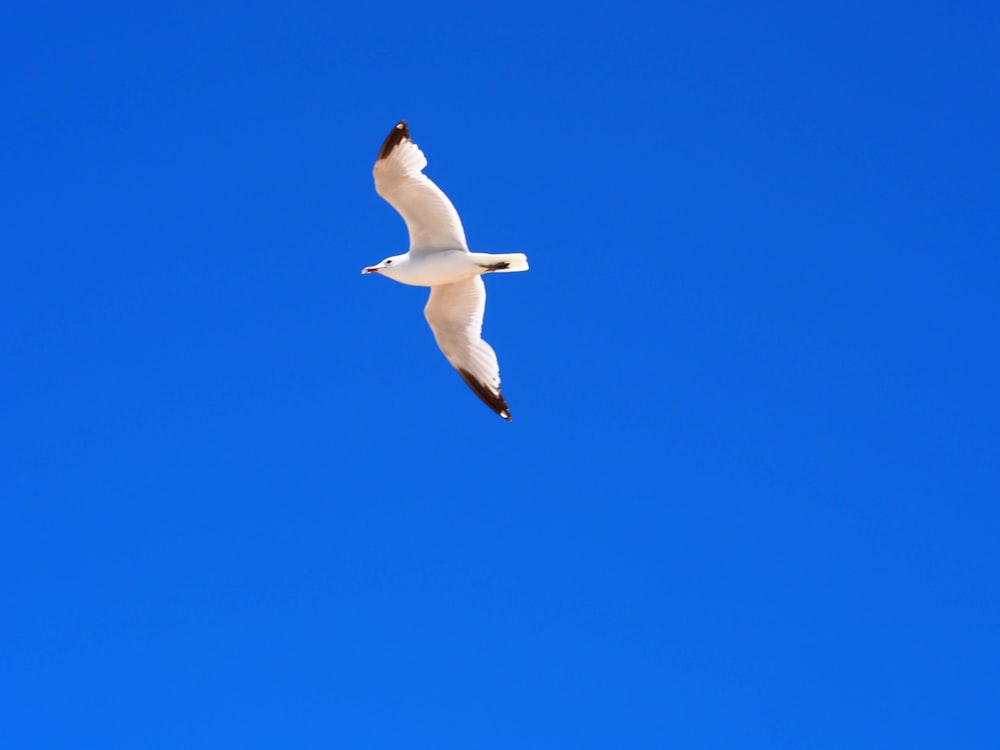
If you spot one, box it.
[362,121,529,421]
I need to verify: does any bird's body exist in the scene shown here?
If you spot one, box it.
[362,121,528,421]
[371,249,525,288]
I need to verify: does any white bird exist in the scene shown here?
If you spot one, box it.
[362,121,529,421]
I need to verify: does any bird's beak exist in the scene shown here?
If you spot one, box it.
[362,266,379,274]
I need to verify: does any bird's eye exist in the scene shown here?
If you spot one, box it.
[385,259,392,264]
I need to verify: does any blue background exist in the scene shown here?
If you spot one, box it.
[3,1,998,747]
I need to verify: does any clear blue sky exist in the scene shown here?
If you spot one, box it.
[3,1,998,747]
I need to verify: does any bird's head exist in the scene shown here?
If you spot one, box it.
[361,255,405,277]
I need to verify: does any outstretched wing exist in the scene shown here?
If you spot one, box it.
[424,277,511,421]
[373,121,468,255]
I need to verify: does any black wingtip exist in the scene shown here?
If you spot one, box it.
[457,368,512,421]
[377,120,410,160]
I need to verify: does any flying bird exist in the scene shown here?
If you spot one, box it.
[363,121,528,420]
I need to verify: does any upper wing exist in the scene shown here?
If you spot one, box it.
[373,121,468,255]
[424,277,511,421]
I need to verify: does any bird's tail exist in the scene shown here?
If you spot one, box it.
[475,252,529,273]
